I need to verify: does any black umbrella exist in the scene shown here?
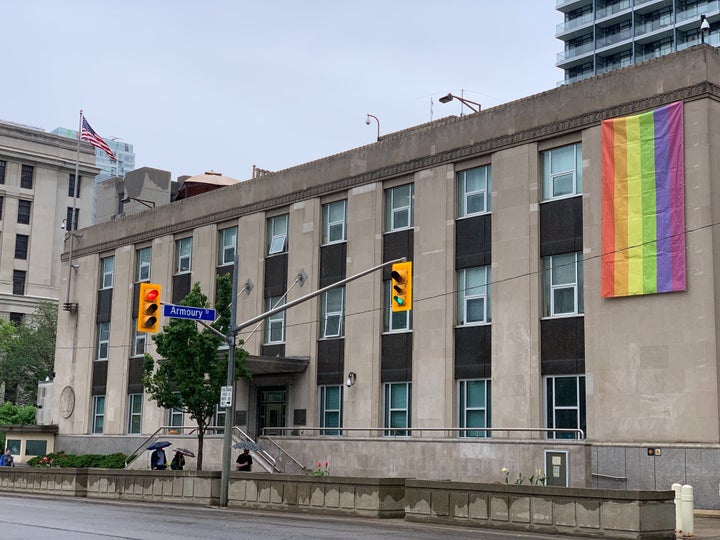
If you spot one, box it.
[233,440,262,451]
[146,441,172,450]
[174,448,195,457]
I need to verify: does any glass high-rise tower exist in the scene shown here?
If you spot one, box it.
[556,0,719,84]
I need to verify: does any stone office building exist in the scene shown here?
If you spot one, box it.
[52,46,720,508]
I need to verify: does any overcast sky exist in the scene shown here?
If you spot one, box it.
[3,1,563,181]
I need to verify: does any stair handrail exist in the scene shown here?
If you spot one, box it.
[124,425,190,468]
[257,433,305,473]
[231,427,282,472]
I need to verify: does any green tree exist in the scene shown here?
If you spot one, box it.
[143,276,249,470]
[0,301,57,405]
[0,401,36,450]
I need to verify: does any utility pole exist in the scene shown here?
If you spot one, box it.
[218,256,406,507]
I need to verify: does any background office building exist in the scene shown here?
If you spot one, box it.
[50,46,720,508]
[556,0,720,83]
[52,127,135,183]
[0,121,96,324]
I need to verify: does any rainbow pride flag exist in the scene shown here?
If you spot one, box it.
[601,101,685,298]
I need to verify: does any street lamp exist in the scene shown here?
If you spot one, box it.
[121,196,156,209]
[438,93,481,113]
[701,15,710,44]
[366,114,380,141]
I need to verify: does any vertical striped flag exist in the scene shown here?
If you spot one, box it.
[81,117,116,160]
[601,101,686,298]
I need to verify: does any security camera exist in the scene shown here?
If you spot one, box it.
[60,219,66,230]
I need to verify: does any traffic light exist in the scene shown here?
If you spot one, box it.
[137,283,162,333]
[390,261,412,312]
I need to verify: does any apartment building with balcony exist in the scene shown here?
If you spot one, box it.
[557,0,720,83]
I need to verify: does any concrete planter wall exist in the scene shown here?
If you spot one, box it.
[405,480,675,540]
[227,472,406,518]
[0,469,675,538]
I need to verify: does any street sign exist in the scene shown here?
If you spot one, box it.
[220,386,232,407]
[163,304,216,321]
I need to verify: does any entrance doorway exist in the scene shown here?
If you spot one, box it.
[257,386,286,436]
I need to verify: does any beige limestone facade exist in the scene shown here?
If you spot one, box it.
[50,46,720,508]
[0,121,96,320]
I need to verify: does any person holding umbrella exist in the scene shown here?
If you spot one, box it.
[170,450,185,470]
[236,449,253,471]
[147,441,171,470]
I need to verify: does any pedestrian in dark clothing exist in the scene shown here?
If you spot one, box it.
[236,449,252,471]
[151,448,167,470]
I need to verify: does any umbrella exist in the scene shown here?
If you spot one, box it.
[174,448,195,457]
[233,440,262,451]
[146,441,172,450]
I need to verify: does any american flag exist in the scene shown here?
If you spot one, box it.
[81,117,116,160]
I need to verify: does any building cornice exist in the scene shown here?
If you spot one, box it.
[65,81,720,260]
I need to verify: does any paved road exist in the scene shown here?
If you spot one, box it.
[0,494,570,540]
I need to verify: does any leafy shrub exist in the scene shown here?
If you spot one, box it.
[27,451,127,469]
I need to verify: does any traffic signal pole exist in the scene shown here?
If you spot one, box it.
[219,256,406,507]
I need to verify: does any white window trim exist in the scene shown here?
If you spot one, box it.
[319,385,343,434]
[264,297,286,344]
[100,257,114,290]
[544,375,586,440]
[387,184,414,232]
[92,395,105,434]
[458,379,490,437]
[321,288,344,338]
[132,328,146,358]
[383,382,412,436]
[175,238,192,275]
[219,227,237,266]
[97,322,110,360]
[136,248,151,282]
[322,200,347,245]
[457,166,491,218]
[127,394,143,434]
[545,253,582,317]
[542,143,582,202]
[457,267,490,326]
[267,215,288,255]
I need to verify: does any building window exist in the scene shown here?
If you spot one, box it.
[458,379,491,437]
[267,214,288,255]
[322,200,347,244]
[92,395,105,434]
[385,184,414,232]
[213,405,225,435]
[218,226,237,266]
[17,200,31,225]
[320,287,344,338]
[96,322,110,360]
[545,375,586,439]
[264,296,286,344]
[127,394,143,434]
[135,247,151,282]
[542,143,582,201]
[9,312,23,325]
[132,327,147,357]
[12,270,25,295]
[542,252,583,317]
[20,165,33,189]
[319,385,342,435]
[168,394,183,431]
[66,207,79,231]
[383,280,412,332]
[0,196,4,219]
[384,382,411,436]
[457,266,491,325]
[0,160,5,184]
[68,174,81,198]
[457,165,491,217]
[100,256,114,289]
[175,237,192,274]
[14,234,28,260]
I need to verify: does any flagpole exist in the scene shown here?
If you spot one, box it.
[65,110,82,311]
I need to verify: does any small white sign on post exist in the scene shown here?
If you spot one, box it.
[220,386,232,408]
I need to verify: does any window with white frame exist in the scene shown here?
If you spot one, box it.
[135,247,151,282]
[132,327,146,357]
[267,214,288,255]
[218,226,237,266]
[213,405,225,435]
[457,165,491,217]
[383,280,412,332]
[545,375,586,439]
[384,184,414,232]
[384,382,411,436]
[168,393,183,431]
[322,200,347,244]
[542,252,583,317]
[92,395,105,434]
[457,266,491,325]
[127,394,143,434]
[320,287,344,338]
[100,256,114,289]
[458,379,491,437]
[319,385,342,435]
[96,322,110,360]
[541,143,582,201]
[175,237,192,274]
[264,296,286,344]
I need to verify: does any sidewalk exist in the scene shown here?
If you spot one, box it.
[679,514,720,539]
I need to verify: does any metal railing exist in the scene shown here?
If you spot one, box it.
[124,424,203,468]
[261,426,585,440]
[231,427,282,473]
